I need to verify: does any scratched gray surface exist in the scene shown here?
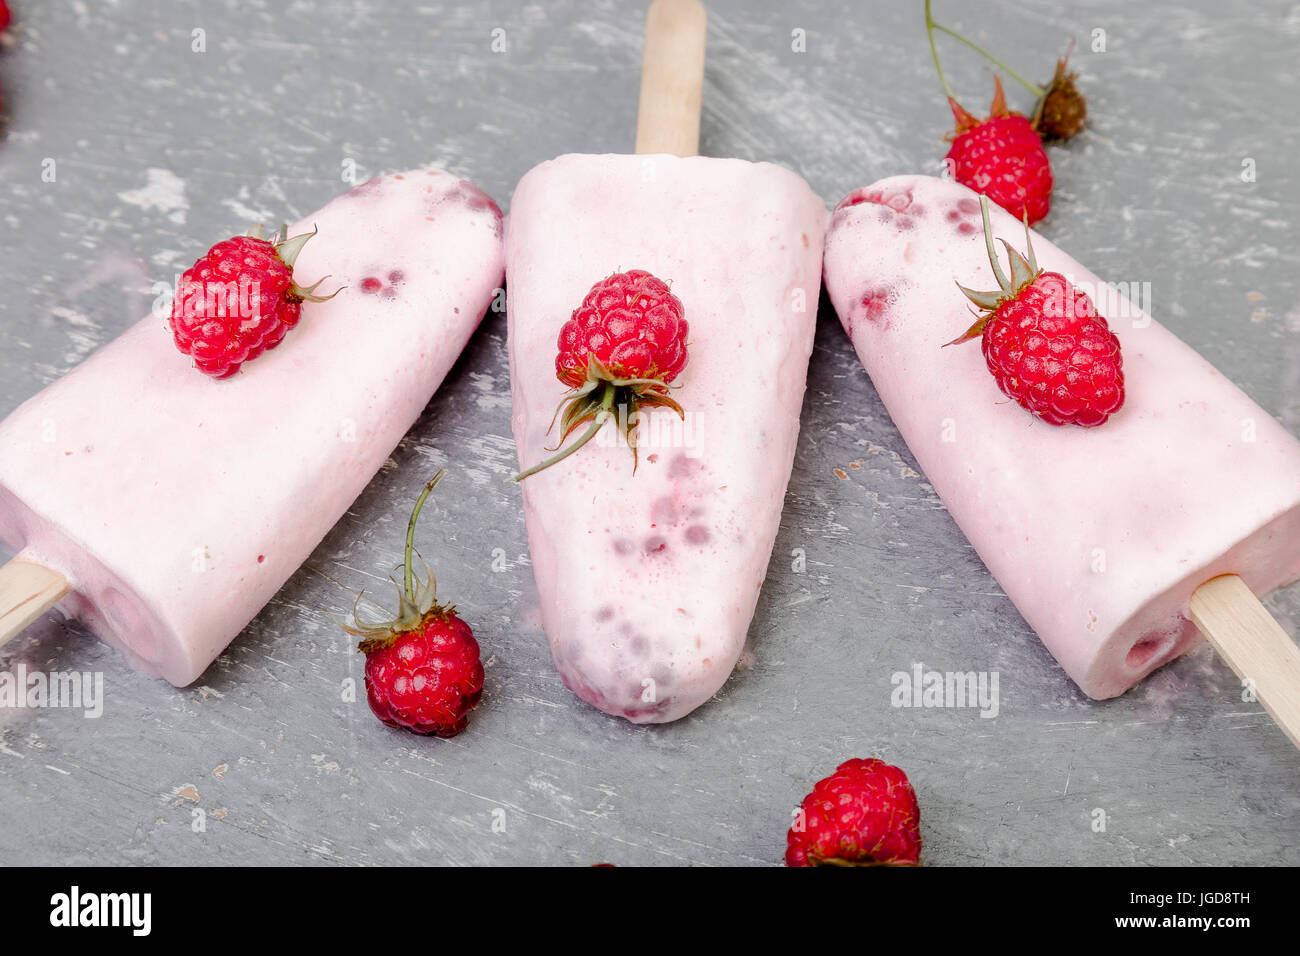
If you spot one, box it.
[1,0,1298,867]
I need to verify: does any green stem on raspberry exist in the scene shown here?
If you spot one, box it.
[1022,212,1040,273]
[934,23,1044,95]
[925,1,1045,100]
[510,387,617,483]
[403,470,445,603]
[925,0,957,101]
[978,196,1012,293]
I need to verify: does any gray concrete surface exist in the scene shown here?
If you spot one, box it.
[0,0,1297,865]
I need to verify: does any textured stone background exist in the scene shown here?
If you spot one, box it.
[1,0,1297,865]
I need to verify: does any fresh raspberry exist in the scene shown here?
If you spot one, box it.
[169,227,335,378]
[555,269,687,388]
[949,195,1124,427]
[982,272,1122,425]
[946,76,1054,226]
[785,759,922,867]
[513,269,688,481]
[345,471,485,738]
[362,609,484,737]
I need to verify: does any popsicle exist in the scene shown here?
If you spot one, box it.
[0,168,505,686]
[506,0,827,722]
[824,173,1300,745]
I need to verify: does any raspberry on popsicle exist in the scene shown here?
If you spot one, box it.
[946,195,1125,427]
[512,269,689,481]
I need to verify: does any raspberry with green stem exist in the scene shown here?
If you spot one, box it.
[344,470,485,737]
[510,269,689,482]
[945,195,1125,427]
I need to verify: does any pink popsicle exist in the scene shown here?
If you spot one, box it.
[824,175,1300,732]
[506,0,828,722]
[0,169,504,685]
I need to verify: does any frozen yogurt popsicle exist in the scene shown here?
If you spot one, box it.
[824,174,1300,743]
[0,168,505,685]
[506,0,827,722]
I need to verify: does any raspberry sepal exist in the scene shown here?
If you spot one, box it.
[945,195,1041,346]
[343,470,451,650]
[512,355,684,482]
[259,224,341,304]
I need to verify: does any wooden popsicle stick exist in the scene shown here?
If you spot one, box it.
[0,559,69,649]
[1189,573,1300,750]
[634,0,707,157]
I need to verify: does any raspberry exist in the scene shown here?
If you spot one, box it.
[946,77,1054,226]
[949,195,1124,427]
[346,471,485,738]
[362,610,484,737]
[983,271,1122,425]
[785,759,922,867]
[555,269,687,388]
[513,269,688,481]
[169,227,335,378]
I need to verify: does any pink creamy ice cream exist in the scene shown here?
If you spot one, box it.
[824,174,1300,698]
[0,169,504,685]
[507,153,827,722]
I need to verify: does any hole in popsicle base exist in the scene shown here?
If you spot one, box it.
[1125,632,1177,670]
[100,586,159,663]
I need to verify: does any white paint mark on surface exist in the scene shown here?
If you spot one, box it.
[462,433,519,485]
[118,168,189,224]
[222,196,274,224]
[50,305,96,329]
[50,305,102,365]
[468,371,511,411]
